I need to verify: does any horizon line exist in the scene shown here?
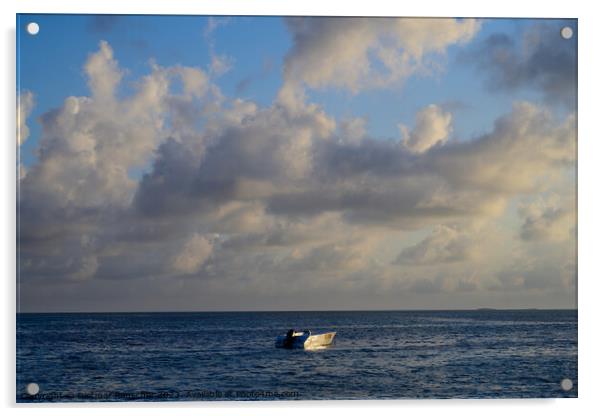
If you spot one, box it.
[16,307,578,314]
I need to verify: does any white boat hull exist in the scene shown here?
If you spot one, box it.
[275,330,336,349]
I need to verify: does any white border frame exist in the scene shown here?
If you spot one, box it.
[3,1,600,415]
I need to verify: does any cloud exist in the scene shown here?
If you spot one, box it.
[428,102,575,194]
[209,53,234,77]
[128,94,574,300]
[283,101,575,232]
[17,34,576,311]
[204,17,234,77]
[21,41,218,211]
[283,242,372,274]
[400,104,452,153]
[266,102,574,228]
[134,97,336,218]
[519,195,575,242]
[492,252,572,292]
[17,90,34,146]
[394,225,477,265]
[84,41,123,102]
[172,234,214,274]
[282,17,480,94]
[174,65,210,98]
[18,41,220,282]
[203,17,230,39]
[466,21,577,106]
[338,117,367,146]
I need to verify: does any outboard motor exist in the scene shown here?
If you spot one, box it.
[283,328,295,348]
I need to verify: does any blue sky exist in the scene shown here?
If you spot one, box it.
[16,15,577,312]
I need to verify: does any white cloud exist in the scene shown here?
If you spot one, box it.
[17,90,34,146]
[20,41,217,210]
[84,40,123,102]
[282,17,480,93]
[204,17,234,77]
[18,41,223,287]
[430,102,576,194]
[209,53,234,76]
[173,66,209,98]
[400,104,452,153]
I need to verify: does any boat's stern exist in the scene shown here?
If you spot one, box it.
[275,330,310,349]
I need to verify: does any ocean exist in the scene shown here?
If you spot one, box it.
[16,309,577,401]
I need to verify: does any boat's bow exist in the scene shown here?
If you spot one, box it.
[304,332,336,349]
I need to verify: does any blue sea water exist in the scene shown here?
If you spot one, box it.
[16,310,577,401]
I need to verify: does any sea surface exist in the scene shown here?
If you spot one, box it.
[16,309,577,401]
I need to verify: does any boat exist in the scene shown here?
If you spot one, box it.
[275,329,336,350]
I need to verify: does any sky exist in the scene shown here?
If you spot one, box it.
[16,15,577,312]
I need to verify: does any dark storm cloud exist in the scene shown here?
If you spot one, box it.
[466,21,577,107]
